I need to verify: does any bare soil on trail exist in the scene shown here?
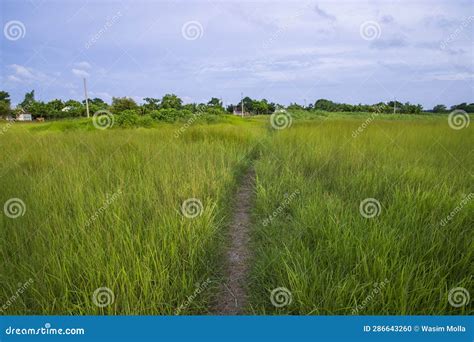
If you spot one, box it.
[214,166,255,315]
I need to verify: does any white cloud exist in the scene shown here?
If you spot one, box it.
[74,61,92,69]
[89,91,113,101]
[7,64,54,84]
[72,68,90,78]
[7,75,23,82]
[10,64,35,79]
[431,72,474,81]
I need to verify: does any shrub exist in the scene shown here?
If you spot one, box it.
[204,107,225,116]
[151,109,193,122]
[138,115,154,127]
[116,110,139,127]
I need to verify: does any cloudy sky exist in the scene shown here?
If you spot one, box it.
[1,0,473,108]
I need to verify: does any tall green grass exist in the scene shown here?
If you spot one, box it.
[0,121,263,314]
[1,115,472,315]
[250,118,473,314]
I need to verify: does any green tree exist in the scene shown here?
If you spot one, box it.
[0,91,11,117]
[64,100,84,117]
[0,101,11,117]
[314,99,336,111]
[160,94,182,109]
[142,98,160,113]
[0,91,11,105]
[451,103,474,113]
[29,101,48,118]
[252,99,269,114]
[45,99,65,119]
[432,104,447,113]
[207,97,223,109]
[111,97,138,113]
[19,90,35,110]
[287,103,304,111]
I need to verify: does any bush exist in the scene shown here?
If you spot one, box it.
[204,107,225,116]
[150,109,193,122]
[116,110,139,127]
[138,115,154,127]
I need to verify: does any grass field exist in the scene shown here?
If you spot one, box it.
[0,113,472,315]
[249,118,473,314]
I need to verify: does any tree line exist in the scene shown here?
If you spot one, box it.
[0,90,472,123]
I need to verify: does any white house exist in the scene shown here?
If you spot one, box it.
[17,113,32,121]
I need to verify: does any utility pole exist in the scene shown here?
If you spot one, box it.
[83,78,90,118]
[393,97,396,114]
[241,92,244,118]
[304,99,307,108]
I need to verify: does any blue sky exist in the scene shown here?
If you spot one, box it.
[1,0,473,108]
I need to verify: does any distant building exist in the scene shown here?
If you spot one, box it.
[17,113,32,121]
[233,105,250,116]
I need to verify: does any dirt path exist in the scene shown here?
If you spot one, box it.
[214,166,255,315]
